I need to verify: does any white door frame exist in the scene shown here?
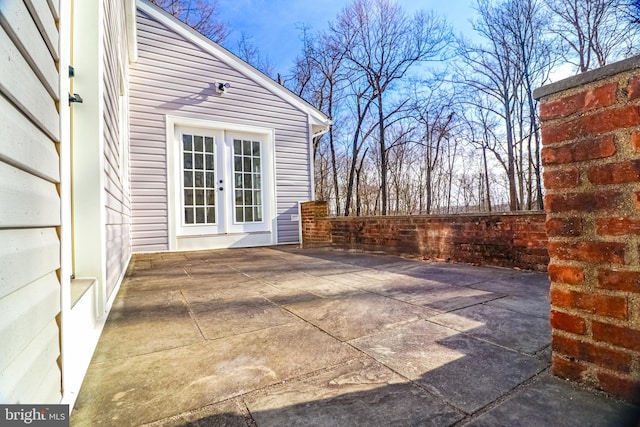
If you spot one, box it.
[166,116,277,250]
[174,126,225,236]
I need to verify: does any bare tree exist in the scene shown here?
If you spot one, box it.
[462,95,504,212]
[149,0,229,42]
[289,25,355,214]
[627,0,640,24]
[458,0,521,210]
[501,0,554,209]
[457,0,556,212]
[288,0,553,216]
[387,129,415,214]
[355,147,371,216]
[338,0,451,214]
[545,0,638,72]
[342,84,377,216]
[235,33,276,78]
[412,83,457,214]
[308,32,350,214]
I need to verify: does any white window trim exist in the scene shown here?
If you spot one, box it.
[165,115,277,251]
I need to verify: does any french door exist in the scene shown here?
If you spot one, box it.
[176,126,270,237]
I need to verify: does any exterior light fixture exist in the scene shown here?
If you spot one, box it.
[216,82,231,94]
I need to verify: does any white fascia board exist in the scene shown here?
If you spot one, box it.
[136,0,330,125]
[125,0,138,63]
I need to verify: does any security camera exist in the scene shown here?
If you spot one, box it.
[216,82,231,94]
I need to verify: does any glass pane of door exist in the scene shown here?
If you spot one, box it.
[232,138,263,223]
[182,134,217,225]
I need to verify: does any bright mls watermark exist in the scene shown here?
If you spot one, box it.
[1,405,68,426]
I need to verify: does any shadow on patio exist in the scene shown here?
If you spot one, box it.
[70,247,640,426]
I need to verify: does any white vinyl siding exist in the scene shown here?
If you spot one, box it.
[103,0,132,298]
[129,9,311,252]
[0,0,62,403]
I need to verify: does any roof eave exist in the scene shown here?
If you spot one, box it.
[136,0,328,122]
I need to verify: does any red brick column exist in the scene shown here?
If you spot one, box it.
[300,201,330,247]
[536,57,640,403]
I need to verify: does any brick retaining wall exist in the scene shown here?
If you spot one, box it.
[535,56,640,403]
[300,202,549,271]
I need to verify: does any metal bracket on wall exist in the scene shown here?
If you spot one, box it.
[68,66,82,103]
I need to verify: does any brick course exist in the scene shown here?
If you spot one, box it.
[552,353,587,382]
[541,135,616,165]
[538,59,640,403]
[544,191,622,213]
[552,333,633,373]
[545,217,583,237]
[550,287,628,319]
[543,168,579,189]
[598,269,640,293]
[548,264,585,285]
[551,310,587,335]
[628,76,640,100]
[539,82,618,120]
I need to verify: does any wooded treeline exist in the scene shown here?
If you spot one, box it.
[285,0,639,216]
[152,0,640,216]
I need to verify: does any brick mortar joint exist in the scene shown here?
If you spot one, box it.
[541,109,640,150]
[552,280,633,297]
[552,328,638,353]
[552,351,640,380]
[544,157,640,175]
[553,354,639,382]
[551,304,630,325]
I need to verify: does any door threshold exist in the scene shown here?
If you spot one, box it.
[174,232,273,251]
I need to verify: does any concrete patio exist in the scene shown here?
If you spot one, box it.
[71,246,640,426]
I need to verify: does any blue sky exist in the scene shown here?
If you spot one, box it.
[216,0,477,75]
